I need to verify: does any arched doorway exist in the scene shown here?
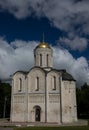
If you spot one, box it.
[35,106,41,121]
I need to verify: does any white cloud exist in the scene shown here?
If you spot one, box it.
[0,0,45,19]
[0,38,38,79]
[0,0,89,31]
[53,46,89,86]
[0,0,89,51]
[59,36,88,51]
[0,37,89,87]
[0,0,89,30]
[0,1,89,86]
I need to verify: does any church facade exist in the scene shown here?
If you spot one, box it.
[10,41,77,123]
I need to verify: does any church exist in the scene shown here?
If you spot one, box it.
[10,39,77,123]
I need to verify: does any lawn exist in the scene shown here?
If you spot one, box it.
[14,126,89,130]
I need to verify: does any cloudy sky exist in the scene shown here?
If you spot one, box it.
[0,0,89,87]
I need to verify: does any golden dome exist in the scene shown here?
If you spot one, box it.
[35,33,51,49]
[37,42,50,48]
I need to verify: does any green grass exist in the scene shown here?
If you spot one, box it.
[14,126,89,130]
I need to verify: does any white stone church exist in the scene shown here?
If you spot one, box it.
[10,40,77,123]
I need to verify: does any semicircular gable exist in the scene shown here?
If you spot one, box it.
[47,69,60,77]
[28,67,45,76]
[13,71,26,77]
[46,70,60,92]
[27,67,45,92]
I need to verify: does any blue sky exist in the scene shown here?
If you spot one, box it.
[0,12,62,44]
[0,0,89,87]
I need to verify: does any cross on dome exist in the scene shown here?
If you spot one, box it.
[36,33,51,49]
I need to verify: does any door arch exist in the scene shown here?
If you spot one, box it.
[34,106,41,122]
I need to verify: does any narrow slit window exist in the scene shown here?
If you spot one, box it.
[40,54,42,66]
[18,78,22,92]
[35,77,39,91]
[52,76,56,90]
[47,54,49,67]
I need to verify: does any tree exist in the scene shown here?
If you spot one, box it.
[76,83,89,119]
[0,82,11,118]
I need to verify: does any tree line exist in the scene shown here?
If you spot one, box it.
[77,83,89,119]
[0,81,89,119]
[0,81,11,118]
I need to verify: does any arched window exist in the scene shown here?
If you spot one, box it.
[18,78,22,92]
[35,77,39,91]
[40,54,42,66]
[47,54,49,67]
[52,76,56,90]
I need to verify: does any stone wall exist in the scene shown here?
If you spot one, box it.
[62,80,77,123]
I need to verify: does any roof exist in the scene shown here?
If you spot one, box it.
[62,71,76,81]
[13,71,28,76]
[13,67,75,81]
[47,68,75,81]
